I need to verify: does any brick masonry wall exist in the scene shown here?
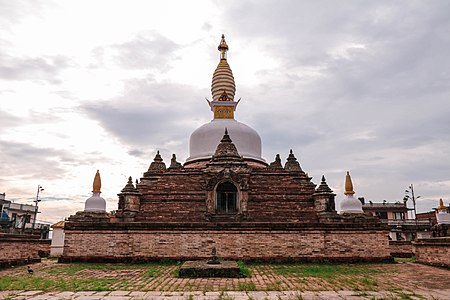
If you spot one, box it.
[389,241,414,258]
[247,172,317,222]
[414,238,450,268]
[135,169,321,223]
[0,235,51,267]
[62,229,390,262]
[136,171,207,222]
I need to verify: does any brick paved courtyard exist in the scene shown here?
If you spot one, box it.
[0,259,449,299]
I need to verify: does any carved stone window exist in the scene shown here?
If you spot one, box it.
[216,182,238,214]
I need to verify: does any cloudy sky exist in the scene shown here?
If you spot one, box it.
[1,0,449,223]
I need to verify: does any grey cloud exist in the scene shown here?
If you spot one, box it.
[0,140,68,181]
[0,52,71,84]
[217,1,450,205]
[225,1,450,103]
[82,78,210,160]
[0,0,50,28]
[0,109,65,136]
[128,149,147,158]
[112,32,180,71]
[202,22,213,32]
[0,140,107,181]
[0,110,21,131]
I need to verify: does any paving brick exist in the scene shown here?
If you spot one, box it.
[102,296,132,300]
[108,291,130,296]
[17,291,43,296]
[55,291,76,298]
[72,297,102,300]
[73,292,96,296]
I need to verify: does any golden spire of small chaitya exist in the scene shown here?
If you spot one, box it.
[438,198,446,210]
[344,171,355,195]
[93,170,101,193]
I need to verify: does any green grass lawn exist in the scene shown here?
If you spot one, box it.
[253,262,388,291]
[0,261,174,291]
[272,264,383,278]
[0,260,398,292]
[46,262,162,276]
[0,276,120,291]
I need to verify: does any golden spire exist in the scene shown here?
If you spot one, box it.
[211,34,236,103]
[344,171,355,195]
[93,170,101,193]
[438,198,446,210]
[218,34,229,60]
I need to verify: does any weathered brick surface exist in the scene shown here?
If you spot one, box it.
[414,237,450,268]
[132,168,322,223]
[61,229,390,262]
[0,234,50,267]
[136,170,207,222]
[247,171,317,222]
[64,155,390,262]
[389,241,414,257]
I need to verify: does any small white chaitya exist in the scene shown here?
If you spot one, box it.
[84,170,106,212]
[339,171,364,214]
[436,198,450,225]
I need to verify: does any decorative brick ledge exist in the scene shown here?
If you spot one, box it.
[64,220,388,231]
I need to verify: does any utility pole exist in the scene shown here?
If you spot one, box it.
[404,185,420,220]
[410,184,418,225]
[33,185,44,231]
[404,184,421,240]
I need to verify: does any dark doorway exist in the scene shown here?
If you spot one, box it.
[216,182,238,213]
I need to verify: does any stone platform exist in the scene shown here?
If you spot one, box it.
[179,260,240,278]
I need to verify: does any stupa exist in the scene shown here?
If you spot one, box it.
[414,198,450,267]
[186,34,264,166]
[436,198,450,225]
[84,170,106,212]
[61,35,390,262]
[339,172,364,214]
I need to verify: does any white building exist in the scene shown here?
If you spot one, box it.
[50,221,65,257]
[0,193,50,238]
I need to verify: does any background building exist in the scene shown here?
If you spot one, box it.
[362,200,432,241]
[0,193,50,239]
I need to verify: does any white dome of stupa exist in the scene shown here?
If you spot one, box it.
[187,119,263,163]
[339,171,363,214]
[84,170,106,212]
[185,35,265,165]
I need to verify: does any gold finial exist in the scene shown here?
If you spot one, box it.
[218,34,229,60]
[93,170,101,193]
[438,198,446,210]
[344,171,355,195]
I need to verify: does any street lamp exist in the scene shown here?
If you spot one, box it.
[32,185,44,230]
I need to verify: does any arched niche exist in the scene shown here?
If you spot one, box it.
[215,181,238,214]
[204,169,249,218]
